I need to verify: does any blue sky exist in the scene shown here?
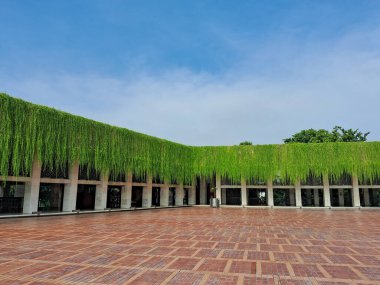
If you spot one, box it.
[1,0,380,145]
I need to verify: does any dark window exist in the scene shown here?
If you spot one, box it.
[132,186,143,207]
[247,189,267,205]
[38,183,64,212]
[107,186,121,208]
[76,184,96,210]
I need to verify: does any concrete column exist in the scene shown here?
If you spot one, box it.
[188,178,196,205]
[314,188,320,206]
[323,174,331,207]
[160,184,169,206]
[241,178,247,206]
[200,176,207,204]
[175,183,184,206]
[142,175,152,208]
[62,162,79,212]
[352,175,360,207]
[121,171,132,208]
[23,157,41,213]
[215,174,221,201]
[295,180,302,207]
[363,188,370,206]
[267,179,274,207]
[95,173,108,210]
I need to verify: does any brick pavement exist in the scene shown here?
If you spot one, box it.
[0,208,379,284]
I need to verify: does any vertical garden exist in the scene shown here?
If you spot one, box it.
[1,93,380,184]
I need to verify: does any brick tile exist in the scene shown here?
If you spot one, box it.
[247,251,270,260]
[32,264,84,280]
[205,274,239,285]
[139,256,175,269]
[291,263,325,277]
[228,260,256,274]
[222,249,245,259]
[322,265,361,280]
[355,266,380,280]
[59,266,111,282]
[243,276,275,285]
[168,257,201,270]
[92,268,141,284]
[198,259,228,272]
[261,262,290,276]
[131,269,172,284]
[166,272,204,285]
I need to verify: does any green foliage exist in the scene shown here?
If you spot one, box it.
[1,93,379,184]
[284,126,370,143]
[0,93,194,183]
[239,141,253,145]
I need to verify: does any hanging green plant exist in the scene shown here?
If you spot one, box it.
[1,93,379,184]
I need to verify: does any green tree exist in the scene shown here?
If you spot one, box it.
[284,126,370,143]
[239,141,253,145]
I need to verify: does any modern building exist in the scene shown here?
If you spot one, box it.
[1,93,379,215]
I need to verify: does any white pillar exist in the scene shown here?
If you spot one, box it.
[363,188,370,206]
[352,175,360,207]
[188,179,196,205]
[95,173,108,210]
[215,174,221,201]
[200,176,207,204]
[142,175,152,208]
[267,179,274,207]
[121,171,132,208]
[314,188,320,206]
[62,162,79,212]
[23,157,41,213]
[323,175,331,207]
[160,184,169,206]
[295,180,302,207]
[175,183,184,206]
[241,178,247,206]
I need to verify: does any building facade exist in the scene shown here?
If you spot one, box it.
[1,93,379,215]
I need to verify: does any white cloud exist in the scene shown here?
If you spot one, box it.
[1,28,380,146]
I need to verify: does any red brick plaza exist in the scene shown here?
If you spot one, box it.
[0,208,379,285]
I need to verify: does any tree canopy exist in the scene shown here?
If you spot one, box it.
[284,126,370,143]
[239,141,253,145]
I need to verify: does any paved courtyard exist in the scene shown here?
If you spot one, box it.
[0,208,379,285]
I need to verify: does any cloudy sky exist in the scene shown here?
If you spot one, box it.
[1,0,379,145]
